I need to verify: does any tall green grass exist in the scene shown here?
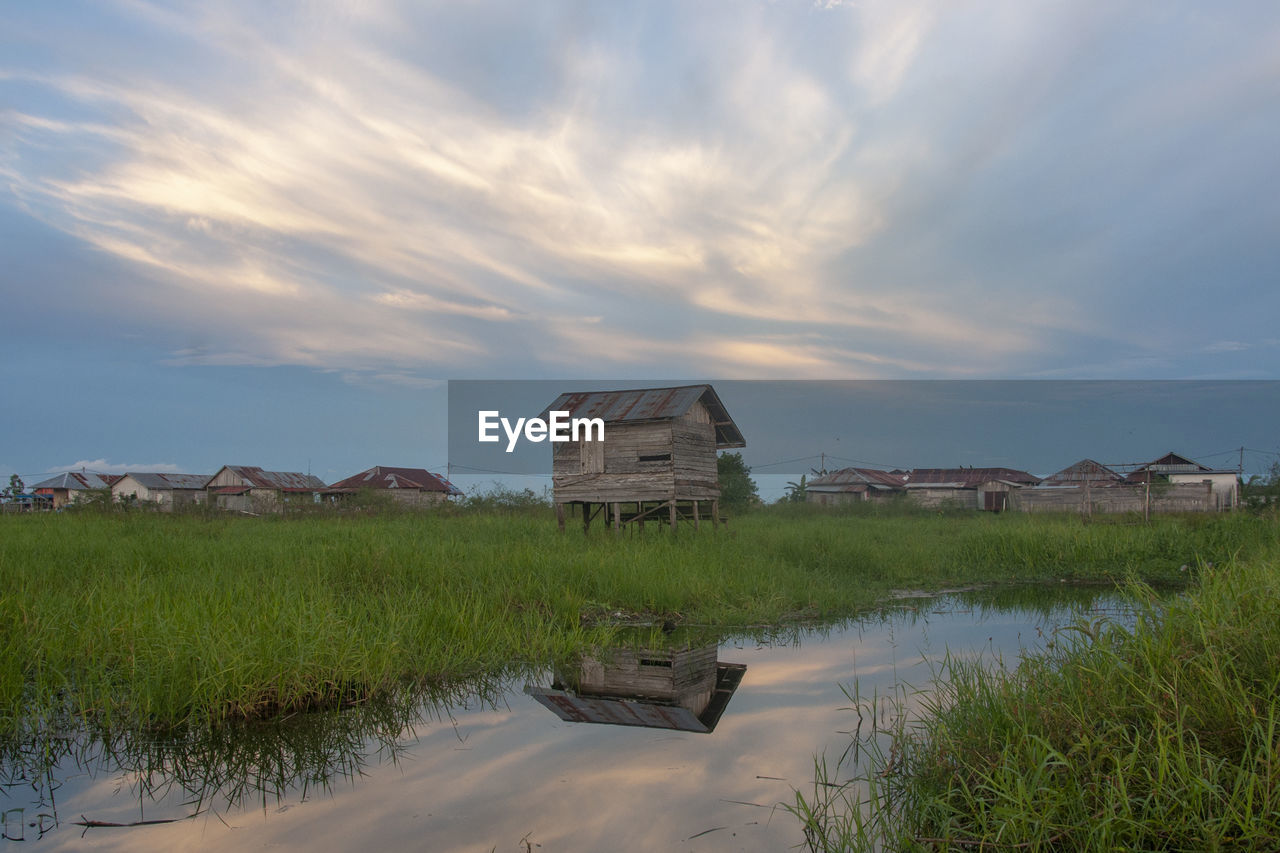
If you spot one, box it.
[791,542,1280,851]
[0,508,1273,732]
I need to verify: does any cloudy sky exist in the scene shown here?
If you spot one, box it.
[3,1,1279,484]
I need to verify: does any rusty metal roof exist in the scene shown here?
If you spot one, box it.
[808,468,907,491]
[541,384,745,448]
[220,466,326,490]
[526,687,710,732]
[903,468,1041,488]
[328,466,463,495]
[1041,459,1123,485]
[1124,452,1235,482]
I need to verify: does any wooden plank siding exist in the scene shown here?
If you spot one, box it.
[551,407,721,504]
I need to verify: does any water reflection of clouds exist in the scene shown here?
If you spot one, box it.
[26,597,1103,851]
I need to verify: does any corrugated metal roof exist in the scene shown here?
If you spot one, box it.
[541,384,745,448]
[120,473,210,490]
[222,466,325,490]
[1042,459,1123,485]
[903,468,1040,488]
[1125,452,1229,481]
[525,687,710,732]
[807,468,907,491]
[30,472,116,490]
[328,466,463,495]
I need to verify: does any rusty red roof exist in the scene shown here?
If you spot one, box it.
[541,384,745,448]
[328,466,462,495]
[904,468,1040,488]
[218,466,326,490]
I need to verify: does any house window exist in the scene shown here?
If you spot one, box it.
[638,453,671,463]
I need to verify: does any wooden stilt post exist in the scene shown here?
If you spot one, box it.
[582,502,591,534]
[711,499,720,531]
[555,502,565,532]
[612,502,621,535]
[692,500,700,531]
[668,499,678,533]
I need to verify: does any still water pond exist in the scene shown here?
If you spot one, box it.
[3,587,1136,851]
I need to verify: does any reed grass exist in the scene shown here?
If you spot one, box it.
[0,507,1273,733]
[790,539,1280,851]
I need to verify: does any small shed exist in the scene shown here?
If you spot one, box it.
[541,384,745,532]
[206,465,326,513]
[326,465,462,506]
[112,473,210,510]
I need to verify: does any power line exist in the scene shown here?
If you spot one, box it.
[748,454,825,470]
[446,464,552,477]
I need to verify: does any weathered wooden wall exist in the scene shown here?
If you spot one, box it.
[1018,482,1218,514]
[903,487,972,509]
[671,409,719,500]
[577,646,718,711]
[551,403,720,505]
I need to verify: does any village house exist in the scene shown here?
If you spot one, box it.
[806,466,1041,510]
[1125,452,1239,510]
[1039,459,1125,487]
[900,468,1041,511]
[1020,454,1235,514]
[542,384,745,532]
[205,465,326,513]
[805,467,908,505]
[326,465,462,506]
[30,471,120,508]
[111,473,210,510]
[809,453,1238,515]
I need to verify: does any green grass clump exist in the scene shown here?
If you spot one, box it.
[794,547,1280,851]
[0,508,1273,733]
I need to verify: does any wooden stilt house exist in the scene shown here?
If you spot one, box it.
[542,384,745,532]
[525,644,748,733]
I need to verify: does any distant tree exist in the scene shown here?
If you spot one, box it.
[783,474,808,503]
[717,452,758,510]
[1242,460,1280,509]
[3,474,23,501]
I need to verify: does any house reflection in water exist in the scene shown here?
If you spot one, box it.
[526,644,746,733]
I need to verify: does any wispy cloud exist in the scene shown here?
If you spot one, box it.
[50,459,182,474]
[3,1,1279,379]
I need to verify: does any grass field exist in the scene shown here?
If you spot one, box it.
[788,513,1280,851]
[0,506,1274,735]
